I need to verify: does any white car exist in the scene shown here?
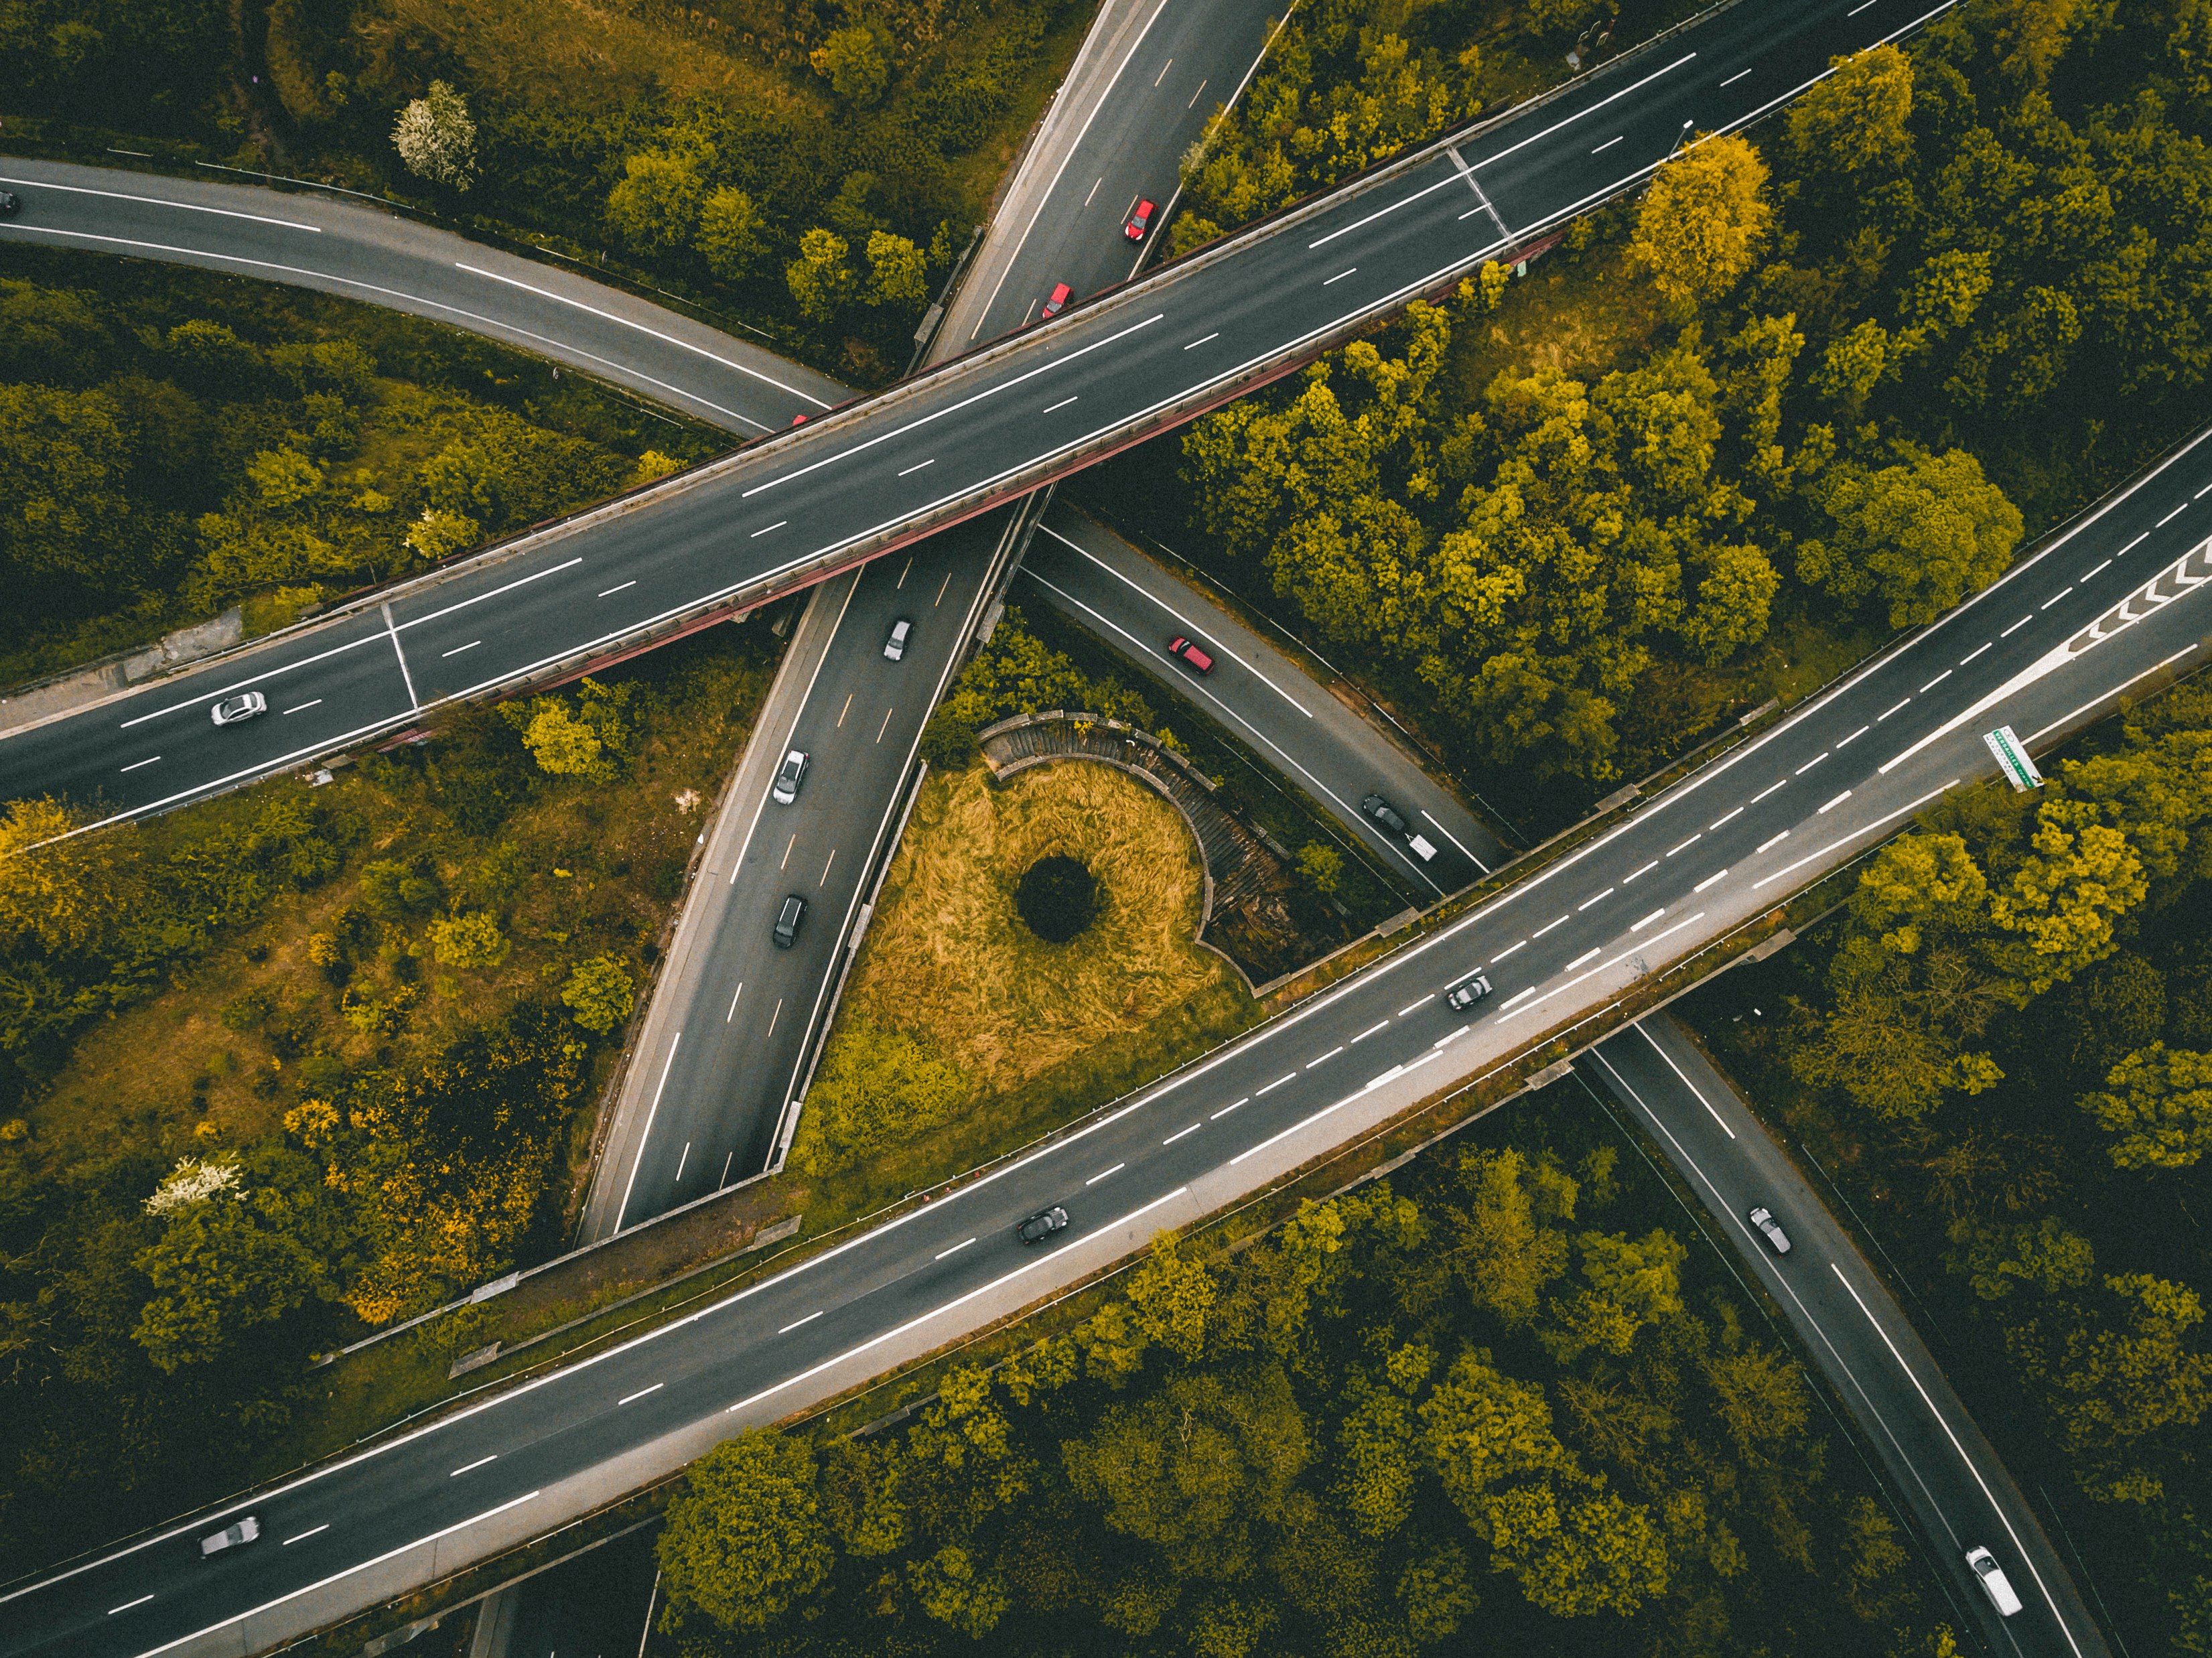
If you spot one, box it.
[1748,1206,1791,1255]
[1965,1546,2022,1616]
[210,691,267,727]
[884,618,912,661]
[200,1515,261,1556]
[771,748,809,805]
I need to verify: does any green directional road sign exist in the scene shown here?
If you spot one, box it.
[1984,724,2044,792]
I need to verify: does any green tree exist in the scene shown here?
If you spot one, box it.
[1546,1228,1687,1361]
[1062,1365,1312,1578]
[1787,46,1914,178]
[1800,445,2024,627]
[246,447,322,508]
[786,228,855,324]
[1127,1232,1217,1360]
[2084,1042,2212,1170]
[695,185,768,282]
[794,1018,967,1173]
[908,1543,1008,1636]
[133,1153,336,1371]
[561,956,635,1033]
[1449,1147,1575,1326]
[1631,135,1773,307]
[658,1431,834,1632]
[811,25,888,105]
[607,149,706,255]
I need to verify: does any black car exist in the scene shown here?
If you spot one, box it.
[772,894,807,949]
[1359,793,1410,836]
[1016,1205,1069,1245]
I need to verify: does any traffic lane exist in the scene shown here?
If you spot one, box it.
[611,523,993,1215]
[1021,511,1499,884]
[1585,1023,2107,1658]
[0,158,839,432]
[1012,556,1465,899]
[966,0,1282,341]
[2,610,411,813]
[1467,0,1886,242]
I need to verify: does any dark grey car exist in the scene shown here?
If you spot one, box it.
[772,894,807,949]
[1016,1205,1068,1245]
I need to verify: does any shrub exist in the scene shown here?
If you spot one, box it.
[429,910,510,969]
[562,956,636,1034]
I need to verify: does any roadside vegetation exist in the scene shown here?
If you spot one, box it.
[0,247,719,689]
[1085,0,2212,831]
[794,758,1255,1188]
[0,0,1092,378]
[0,620,781,1570]
[652,1093,1952,1657]
[1686,673,2212,1654]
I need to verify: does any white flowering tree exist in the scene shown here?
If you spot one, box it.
[393,80,478,192]
[145,1154,243,1215]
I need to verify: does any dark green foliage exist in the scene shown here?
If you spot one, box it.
[1013,853,1096,943]
[1695,675,2212,1653]
[658,1106,1947,1657]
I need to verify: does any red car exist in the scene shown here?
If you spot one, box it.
[1167,634,1215,674]
[1040,282,1073,319]
[1125,198,1156,241]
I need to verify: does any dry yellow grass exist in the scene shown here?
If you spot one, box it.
[365,0,822,115]
[843,760,1236,1098]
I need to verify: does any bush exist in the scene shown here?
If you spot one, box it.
[429,910,510,969]
[561,955,636,1034]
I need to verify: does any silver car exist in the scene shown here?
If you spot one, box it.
[200,1515,261,1556]
[1748,1206,1791,1255]
[884,618,912,661]
[210,691,267,727]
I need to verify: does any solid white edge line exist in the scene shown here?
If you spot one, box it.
[456,263,829,407]
[1752,780,1959,889]
[0,173,322,230]
[1632,1022,1736,1140]
[1827,1265,2090,1658]
[610,1032,682,1233]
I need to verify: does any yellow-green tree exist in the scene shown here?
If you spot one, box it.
[606,149,706,254]
[696,185,768,283]
[787,228,855,324]
[0,797,125,955]
[1787,46,1914,178]
[561,955,635,1034]
[2083,1042,2212,1169]
[811,25,888,105]
[658,1431,835,1631]
[1631,134,1772,308]
[429,910,509,969]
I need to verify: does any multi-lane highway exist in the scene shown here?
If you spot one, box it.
[935,0,1285,348]
[1,0,1935,833]
[1586,1021,2110,1658]
[10,376,2199,1658]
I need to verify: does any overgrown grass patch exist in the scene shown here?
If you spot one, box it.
[791,760,1257,1200]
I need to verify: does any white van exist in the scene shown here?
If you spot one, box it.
[1965,1547,2022,1616]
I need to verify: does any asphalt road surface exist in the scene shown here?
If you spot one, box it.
[9,401,2199,1658]
[0,155,843,429]
[1584,1020,2111,1658]
[0,0,1939,829]
[577,506,1034,1234]
[1020,504,1501,896]
[936,0,1286,349]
